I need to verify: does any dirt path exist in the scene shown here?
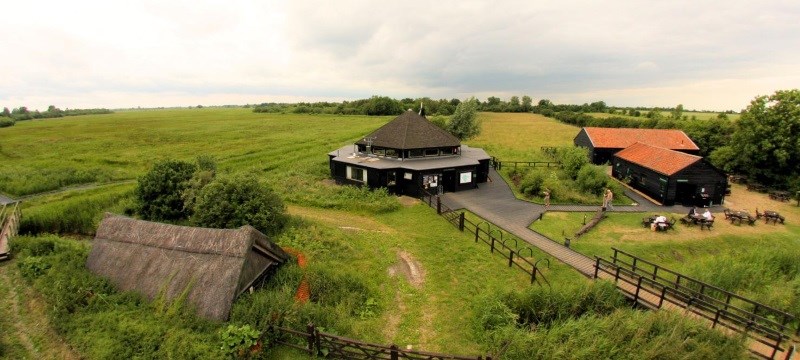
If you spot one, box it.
[0,263,80,359]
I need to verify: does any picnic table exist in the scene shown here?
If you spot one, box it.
[728,175,747,184]
[746,183,766,192]
[769,190,790,202]
[725,209,756,225]
[642,215,675,231]
[757,209,786,224]
[680,214,714,230]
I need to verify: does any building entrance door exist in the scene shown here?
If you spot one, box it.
[443,170,456,193]
[676,182,697,206]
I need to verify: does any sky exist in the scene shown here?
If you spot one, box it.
[2,0,799,112]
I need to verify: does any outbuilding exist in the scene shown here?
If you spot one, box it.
[328,110,490,196]
[574,127,700,164]
[86,214,288,321]
[612,142,727,206]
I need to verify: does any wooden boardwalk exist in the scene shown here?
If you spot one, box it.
[441,168,658,276]
[440,169,794,358]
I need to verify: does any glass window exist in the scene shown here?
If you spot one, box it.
[373,147,385,156]
[346,166,366,182]
[409,149,423,158]
[387,172,396,186]
[424,148,439,156]
[385,149,398,158]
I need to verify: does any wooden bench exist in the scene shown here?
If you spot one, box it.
[699,218,714,230]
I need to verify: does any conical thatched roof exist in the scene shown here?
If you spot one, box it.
[355,110,460,149]
[86,214,288,321]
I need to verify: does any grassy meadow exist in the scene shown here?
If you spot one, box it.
[0,108,778,358]
[588,111,741,121]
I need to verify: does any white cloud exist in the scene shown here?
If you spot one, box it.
[1,0,799,111]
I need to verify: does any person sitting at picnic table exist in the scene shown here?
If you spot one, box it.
[652,215,668,231]
[702,209,714,221]
[688,207,697,216]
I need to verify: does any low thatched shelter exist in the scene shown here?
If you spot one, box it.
[86,214,288,321]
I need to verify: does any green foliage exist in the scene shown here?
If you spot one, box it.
[0,166,115,197]
[11,235,226,359]
[0,118,15,128]
[557,147,589,179]
[20,184,134,235]
[447,97,481,140]
[728,89,800,188]
[363,96,403,116]
[471,293,518,333]
[192,174,287,235]
[428,115,448,130]
[136,159,197,221]
[502,281,625,328]
[519,171,546,197]
[220,324,262,359]
[282,179,400,214]
[575,165,608,196]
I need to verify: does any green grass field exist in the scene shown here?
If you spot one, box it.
[2,108,784,359]
[588,111,741,121]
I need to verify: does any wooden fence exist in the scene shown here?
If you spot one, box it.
[0,201,21,261]
[491,159,561,171]
[268,324,491,359]
[594,248,798,359]
[418,190,550,288]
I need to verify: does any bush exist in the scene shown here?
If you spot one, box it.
[193,174,287,236]
[136,159,197,221]
[557,147,590,179]
[519,171,546,197]
[575,165,607,196]
[0,118,15,128]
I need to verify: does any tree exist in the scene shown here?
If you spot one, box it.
[725,89,800,186]
[446,97,480,140]
[671,104,684,119]
[363,96,402,116]
[521,96,533,112]
[1,107,10,117]
[509,96,521,112]
[192,174,287,236]
[135,160,197,221]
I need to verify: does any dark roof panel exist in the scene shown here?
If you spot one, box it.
[356,110,460,149]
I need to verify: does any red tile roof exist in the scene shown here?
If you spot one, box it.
[614,142,702,175]
[582,127,699,151]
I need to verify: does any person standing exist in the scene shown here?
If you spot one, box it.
[543,188,551,208]
[603,188,614,211]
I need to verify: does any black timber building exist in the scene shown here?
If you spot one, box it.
[612,142,727,207]
[328,110,490,196]
[574,127,700,164]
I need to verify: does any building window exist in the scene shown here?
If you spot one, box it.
[373,147,386,156]
[387,172,396,186]
[346,166,366,183]
[640,175,647,186]
[460,172,472,184]
[424,148,439,157]
[409,149,423,158]
[386,149,398,158]
[404,172,413,180]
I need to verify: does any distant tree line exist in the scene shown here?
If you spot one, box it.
[0,105,113,128]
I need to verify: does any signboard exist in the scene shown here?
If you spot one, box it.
[459,172,472,184]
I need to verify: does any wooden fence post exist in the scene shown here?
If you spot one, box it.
[490,237,495,253]
[390,344,399,360]
[306,323,316,355]
[593,258,600,279]
[436,196,441,214]
[633,276,643,304]
[712,309,721,328]
[658,286,667,308]
[508,251,514,267]
[475,227,479,243]
[459,213,465,232]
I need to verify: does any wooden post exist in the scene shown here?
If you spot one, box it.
[531,267,537,285]
[475,227,479,243]
[712,309,721,328]
[633,276,643,304]
[490,237,495,253]
[436,196,441,214]
[612,248,619,264]
[632,257,638,273]
[390,344,399,360]
[658,286,667,308]
[652,266,658,281]
[459,212,465,232]
[306,323,316,355]
[508,250,514,267]
[614,266,621,282]
[593,257,601,279]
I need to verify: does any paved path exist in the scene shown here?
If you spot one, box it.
[441,168,702,276]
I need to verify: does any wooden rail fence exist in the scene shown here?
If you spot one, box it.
[0,201,21,261]
[594,248,798,359]
[490,157,561,171]
[268,323,491,359]
[418,190,550,288]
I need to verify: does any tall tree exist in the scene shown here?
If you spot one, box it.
[521,96,533,112]
[446,97,480,140]
[715,89,800,186]
[671,104,684,119]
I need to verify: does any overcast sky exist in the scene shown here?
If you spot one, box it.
[2,0,799,111]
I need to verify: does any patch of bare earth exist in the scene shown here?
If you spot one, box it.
[389,251,425,288]
[287,205,395,234]
[384,251,428,344]
[397,196,420,207]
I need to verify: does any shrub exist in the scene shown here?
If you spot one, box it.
[135,159,197,221]
[519,171,546,197]
[219,324,262,358]
[0,118,15,128]
[557,147,590,179]
[193,174,287,236]
[575,165,607,196]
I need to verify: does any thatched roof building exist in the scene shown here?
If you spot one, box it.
[86,214,288,321]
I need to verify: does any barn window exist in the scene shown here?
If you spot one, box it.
[424,148,439,157]
[346,166,366,183]
[640,175,647,186]
[387,172,396,186]
[386,149,398,158]
[373,147,386,156]
[409,149,423,158]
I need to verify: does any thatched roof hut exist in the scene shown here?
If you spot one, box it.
[86,213,288,321]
